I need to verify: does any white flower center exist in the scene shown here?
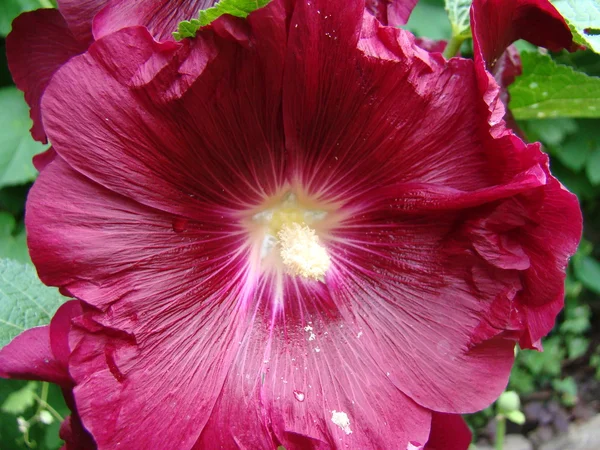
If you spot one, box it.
[248,192,333,281]
[278,222,330,280]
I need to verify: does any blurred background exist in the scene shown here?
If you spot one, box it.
[0,0,599,448]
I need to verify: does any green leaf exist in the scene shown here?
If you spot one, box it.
[1,382,37,415]
[551,0,600,54]
[554,49,600,77]
[0,212,30,264]
[523,118,578,147]
[444,0,472,39]
[549,158,600,200]
[586,148,600,184]
[0,258,66,348]
[552,376,578,406]
[173,0,271,40]
[561,299,591,334]
[405,0,451,40]
[509,52,600,119]
[0,0,44,37]
[566,336,589,359]
[0,184,30,217]
[0,87,48,187]
[573,254,600,294]
[518,336,565,377]
[555,120,599,171]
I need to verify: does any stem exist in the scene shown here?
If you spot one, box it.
[442,35,465,59]
[32,382,64,422]
[495,415,506,450]
[38,0,54,8]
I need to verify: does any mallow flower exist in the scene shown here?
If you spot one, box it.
[0,0,582,448]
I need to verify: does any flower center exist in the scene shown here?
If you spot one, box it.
[278,222,330,281]
[248,192,333,281]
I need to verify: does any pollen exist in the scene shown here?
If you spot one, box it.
[331,410,352,434]
[277,222,331,281]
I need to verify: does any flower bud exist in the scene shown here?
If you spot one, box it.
[497,391,521,413]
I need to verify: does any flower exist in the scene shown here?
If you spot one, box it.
[7,0,217,146]
[0,301,95,450]
[3,0,583,448]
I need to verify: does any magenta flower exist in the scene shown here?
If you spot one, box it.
[1,0,582,448]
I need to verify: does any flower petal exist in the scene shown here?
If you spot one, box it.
[327,206,520,413]
[365,0,419,26]
[32,147,58,172]
[42,11,286,220]
[0,326,69,386]
[0,300,83,386]
[194,278,432,449]
[6,9,88,143]
[56,0,108,43]
[283,7,516,205]
[471,0,574,74]
[28,157,280,448]
[50,301,84,370]
[59,413,96,450]
[424,413,471,450]
[93,0,218,42]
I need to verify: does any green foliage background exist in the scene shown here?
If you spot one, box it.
[0,0,599,448]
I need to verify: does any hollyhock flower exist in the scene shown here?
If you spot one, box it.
[7,0,216,145]
[0,301,94,449]
[1,0,582,449]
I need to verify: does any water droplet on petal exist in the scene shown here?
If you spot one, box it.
[172,218,188,233]
[293,390,305,402]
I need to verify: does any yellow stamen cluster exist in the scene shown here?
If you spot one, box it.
[277,222,331,281]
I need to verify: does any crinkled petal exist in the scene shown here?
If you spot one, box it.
[515,172,582,348]
[56,0,108,43]
[424,413,471,450]
[93,0,218,42]
[467,3,583,349]
[365,0,418,26]
[6,9,88,143]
